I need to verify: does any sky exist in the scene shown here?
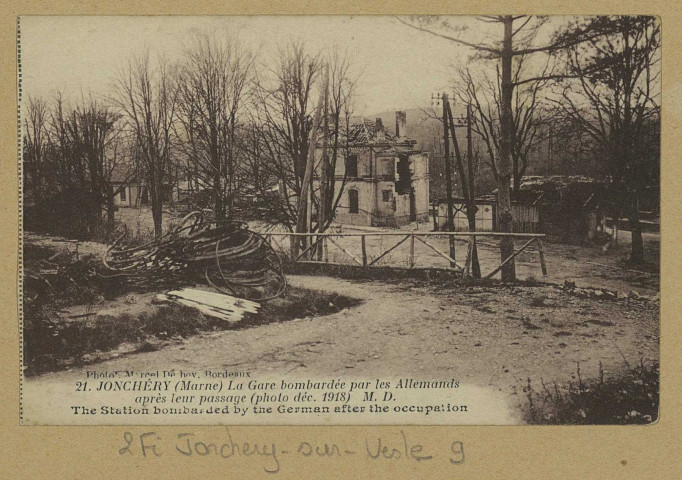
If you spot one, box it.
[19,16,567,116]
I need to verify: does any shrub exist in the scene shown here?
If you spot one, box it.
[522,360,659,424]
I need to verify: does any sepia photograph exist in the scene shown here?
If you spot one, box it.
[19,15,660,426]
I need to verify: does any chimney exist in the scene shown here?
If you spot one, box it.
[395,111,407,138]
[375,118,385,141]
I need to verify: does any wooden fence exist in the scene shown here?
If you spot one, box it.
[263,231,548,279]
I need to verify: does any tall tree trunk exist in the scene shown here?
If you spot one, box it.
[498,16,516,281]
[214,168,224,221]
[149,165,164,238]
[294,66,329,257]
[106,186,116,233]
[317,83,330,260]
[626,191,644,264]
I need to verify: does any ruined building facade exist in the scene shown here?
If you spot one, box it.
[321,112,430,227]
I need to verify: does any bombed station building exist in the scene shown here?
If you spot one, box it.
[323,112,430,227]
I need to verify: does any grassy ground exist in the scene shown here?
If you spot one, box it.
[23,242,360,376]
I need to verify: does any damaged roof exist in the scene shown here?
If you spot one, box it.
[347,119,417,147]
[518,175,608,191]
[483,175,609,207]
[348,119,396,144]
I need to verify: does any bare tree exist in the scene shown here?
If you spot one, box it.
[176,33,255,220]
[247,43,358,248]
[453,55,549,194]
[65,96,121,232]
[23,96,50,200]
[113,50,179,237]
[251,42,324,232]
[317,48,359,233]
[399,15,575,281]
[553,16,660,264]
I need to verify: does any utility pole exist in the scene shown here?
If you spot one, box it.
[465,103,481,278]
[446,100,481,278]
[437,92,456,266]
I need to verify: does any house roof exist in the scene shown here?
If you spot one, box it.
[347,119,418,148]
[348,120,395,144]
[512,175,608,207]
[518,175,607,191]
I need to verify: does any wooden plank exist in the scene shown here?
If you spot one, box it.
[415,236,461,270]
[167,288,260,313]
[536,238,548,276]
[485,237,537,279]
[368,234,410,266]
[266,232,546,238]
[361,235,367,267]
[296,260,460,272]
[294,236,325,262]
[327,236,363,266]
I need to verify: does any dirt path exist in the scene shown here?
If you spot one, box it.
[26,274,658,417]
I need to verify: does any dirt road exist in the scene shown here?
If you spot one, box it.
[26,274,658,420]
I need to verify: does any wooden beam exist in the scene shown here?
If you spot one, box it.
[368,234,411,266]
[361,235,367,267]
[537,238,548,276]
[294,236,325,262]
[415,235,461,270]
[327,236,363,266]
[485,237,536,279]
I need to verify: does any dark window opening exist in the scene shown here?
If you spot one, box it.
[348,189,359,214]
[346,154,358,178]
[120,187,126,201]
[382,190,392,202]
[395,155,412,194]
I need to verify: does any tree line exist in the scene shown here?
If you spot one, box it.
[402,15,660,270]
[24,17,660,272]
[23,35,358,241]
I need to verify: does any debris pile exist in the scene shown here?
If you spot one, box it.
[103,211,286,300]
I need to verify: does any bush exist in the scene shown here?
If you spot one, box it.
[522,360,659,424]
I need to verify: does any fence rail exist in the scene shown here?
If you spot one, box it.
[262,231,548,279]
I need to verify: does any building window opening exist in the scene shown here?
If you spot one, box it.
[395,155,412,194]
[382,190,392,202]
[346,154,358,178]
[120,187,126,201]
[348,189,359,214]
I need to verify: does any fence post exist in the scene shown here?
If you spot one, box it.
[361,235,367,267]
[537,238,548,276]
[432,202,438,231]
[409,233,415,268]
